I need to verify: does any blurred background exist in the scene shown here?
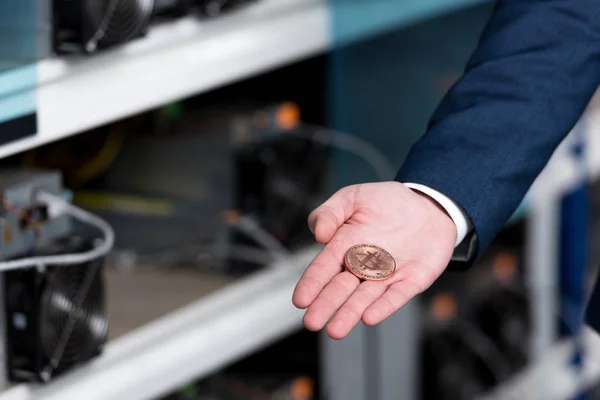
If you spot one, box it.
[0,0,600,399]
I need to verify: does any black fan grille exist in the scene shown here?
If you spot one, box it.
[260,134,329,244]
[85,0,154,48]
[40,260,107,373]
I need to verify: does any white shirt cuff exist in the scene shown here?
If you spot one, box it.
[403,183,472,248]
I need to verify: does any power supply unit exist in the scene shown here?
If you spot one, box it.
[0,170,108,384]
[420,222,530,400]
[70,102,330,274]
[0,170,71,262]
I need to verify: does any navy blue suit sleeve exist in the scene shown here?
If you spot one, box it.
[397,0,600,265]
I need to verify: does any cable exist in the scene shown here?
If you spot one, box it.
[21,125,126,189]
[297,124,397,181]
[73,127,125,187]
[86,0,121,52]
[129,243,276,269]
[109,210,289,270]
[225,212,291,262]
[293,123,527,391]
[138,123,392,271]
[0,191,114,271]
[451,318,514,382]
[263,136,326,239]
[120,124,391,272]
[16,124,388,275]
[228,123,395,268]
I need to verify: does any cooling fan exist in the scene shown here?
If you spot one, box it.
[153,0,193,16]
[196,0,254,17]
[53,0,155,53]
[4,237,107,382]
[259,133,329,245]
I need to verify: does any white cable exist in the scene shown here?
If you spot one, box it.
[14,125,387,274]
[0,191,115,271]
[291,126,517,389]
[231,215,290,261]
[453,319,513,382]
[298,124,397,181]
[130,243,276,268]
[85,0,121,53]
[231,124,395,267]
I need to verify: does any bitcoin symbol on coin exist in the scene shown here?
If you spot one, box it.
[344,244,396,281]
[357,251,384,271]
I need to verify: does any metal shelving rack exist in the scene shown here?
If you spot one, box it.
[478,97,600,400]
[479,327,600,400]
[0,0,328,160]
[0,0,492,160]
[525,98,600,360]
[3,0,594,399]
[0,247,318,400]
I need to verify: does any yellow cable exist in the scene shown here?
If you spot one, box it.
[72,126,125,186]
[21,124,126,187]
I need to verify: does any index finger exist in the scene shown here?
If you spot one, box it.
[292,235,350,309]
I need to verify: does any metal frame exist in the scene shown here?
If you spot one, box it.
[0,246,319,400]
[524,98,600,359]
[5,1,599,398]
[0,0,330,160]
[479,326,600,400]
[1,0,497,161]
[479,92,600,398]
[321,301,419,400]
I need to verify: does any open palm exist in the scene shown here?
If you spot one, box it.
[292,181,457,339]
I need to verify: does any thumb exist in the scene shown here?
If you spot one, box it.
[308,185,358,244]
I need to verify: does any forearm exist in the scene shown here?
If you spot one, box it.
[397,0,600,263]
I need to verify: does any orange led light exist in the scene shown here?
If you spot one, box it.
[431,292,458,322]
[492,251,519,283]
[276,102,300,130]
[222,209,242,225]
[291,376,314,400]
[3,224,11,244]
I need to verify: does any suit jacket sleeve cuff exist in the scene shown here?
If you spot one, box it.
[403,183,472,247]
[403,183,478,266]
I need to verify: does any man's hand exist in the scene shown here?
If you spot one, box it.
[292,181,457,339]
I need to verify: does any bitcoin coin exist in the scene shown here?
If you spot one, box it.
[344,244,396,281]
